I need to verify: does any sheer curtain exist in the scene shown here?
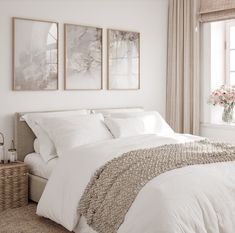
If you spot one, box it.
[166,0,200,135]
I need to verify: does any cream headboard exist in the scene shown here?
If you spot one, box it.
[15,107,143,161]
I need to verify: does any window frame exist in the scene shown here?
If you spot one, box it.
[225,21,235,87]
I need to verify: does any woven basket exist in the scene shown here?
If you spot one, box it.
[0,162,28,212]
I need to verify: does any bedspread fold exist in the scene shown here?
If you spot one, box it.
[79,140,235,233]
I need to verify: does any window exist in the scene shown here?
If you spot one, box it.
[201,21,235,124]
[225,21,235,87]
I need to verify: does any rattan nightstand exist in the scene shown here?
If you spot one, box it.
[0,162,28,212]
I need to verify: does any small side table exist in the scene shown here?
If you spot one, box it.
[0,162,28,212]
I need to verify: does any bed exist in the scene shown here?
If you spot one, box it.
[15,108,235,233]
[14,107,143,203]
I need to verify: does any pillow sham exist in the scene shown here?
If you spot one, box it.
[39,114,113,156]
[22,110,89,162]
[104,111,174,138]
[33,138,40,154]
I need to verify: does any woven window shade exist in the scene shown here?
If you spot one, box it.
[200,0,235,22]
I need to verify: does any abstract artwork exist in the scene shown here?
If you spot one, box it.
[108,29,140,90]
[13,18,58,91]
[64,24,102,90]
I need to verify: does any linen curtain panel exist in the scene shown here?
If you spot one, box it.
[166,0,200,135]
[200,0,235,22]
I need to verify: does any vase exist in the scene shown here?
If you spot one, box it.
[222,106,234,123]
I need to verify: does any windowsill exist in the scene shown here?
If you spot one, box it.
[201,122,235,131]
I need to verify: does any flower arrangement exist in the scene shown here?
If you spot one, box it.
[208,85,235,123]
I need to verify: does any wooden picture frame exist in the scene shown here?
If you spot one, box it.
[107,29,140,90]
[13,17,59,91]
[64,23,103,90]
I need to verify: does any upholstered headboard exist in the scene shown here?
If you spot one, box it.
[15,107,143,161]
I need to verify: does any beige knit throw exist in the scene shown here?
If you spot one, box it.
[78,140,235,233]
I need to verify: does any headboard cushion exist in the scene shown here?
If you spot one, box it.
[15,107,143,161]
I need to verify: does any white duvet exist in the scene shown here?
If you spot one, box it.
[37,134,235,233]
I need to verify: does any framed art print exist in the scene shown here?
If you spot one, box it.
[107,29,140,90]
[13,17,58,90]
[64,24,103,90]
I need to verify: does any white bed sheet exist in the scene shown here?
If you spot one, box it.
[37,134,208,231]
[24,153,58,179]
[37,134,235,233]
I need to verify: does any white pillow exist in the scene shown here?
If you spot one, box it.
[22,110,89,162]
[92,108,144,117]
[104,111,174,138]
[39,114,113,156]
[33,138,40,154]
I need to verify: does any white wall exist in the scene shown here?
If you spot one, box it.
[0,0,169,147]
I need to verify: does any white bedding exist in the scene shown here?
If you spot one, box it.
[24,153,58,179]
[37,134,235,233]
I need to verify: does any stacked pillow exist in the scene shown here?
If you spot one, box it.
[104,111,174,138]
[33,138,40,154]
[38,113,113,156]
[23,109,174,160]
[22,110,90,162]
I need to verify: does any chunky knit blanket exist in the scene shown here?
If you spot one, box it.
[78,140,235,233]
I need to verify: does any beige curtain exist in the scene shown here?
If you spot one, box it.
[166,0,200,135]
[200,0,235,22]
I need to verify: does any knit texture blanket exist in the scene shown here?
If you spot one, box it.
[78,140,235,233]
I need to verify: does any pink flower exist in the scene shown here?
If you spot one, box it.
[208,85,235,108]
